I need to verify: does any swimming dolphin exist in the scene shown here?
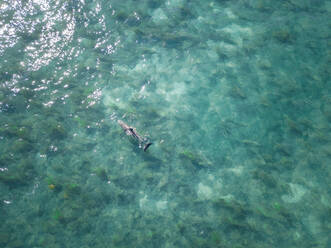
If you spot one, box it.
[118,120,152,151]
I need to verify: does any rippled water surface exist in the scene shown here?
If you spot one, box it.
[1,0,330,247]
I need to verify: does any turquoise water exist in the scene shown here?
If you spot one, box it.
[0,0,330,247]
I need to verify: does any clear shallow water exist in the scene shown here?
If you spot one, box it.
[0,0,330,247]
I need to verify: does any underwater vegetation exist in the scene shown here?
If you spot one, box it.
[48,123,67,140]
[0,156,36,188]
[179,150,212,168]
[253,170,277,188]
[230,86,247,99]
[94,167,109,182]
[272,29,293,43]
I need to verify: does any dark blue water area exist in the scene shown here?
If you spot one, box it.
[0,0,330,247]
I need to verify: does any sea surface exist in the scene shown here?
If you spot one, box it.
[0,0,330,247]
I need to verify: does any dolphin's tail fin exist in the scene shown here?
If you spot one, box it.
[143,142,153,152]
